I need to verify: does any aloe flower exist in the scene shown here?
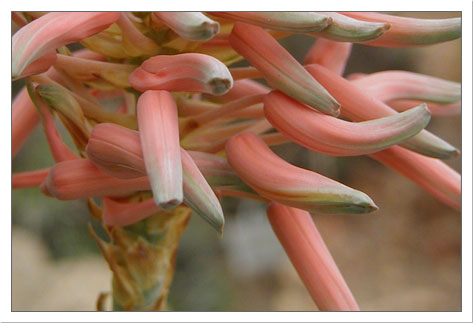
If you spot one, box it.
[264,90,431,156]
[267,203,359,311]
[341,12,461,47]
[11,11,461,312]
[12,12,120,79]
[137,90,183,209]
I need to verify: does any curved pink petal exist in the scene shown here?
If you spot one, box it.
[12,12,120,78]
[225,132,377,214]
[86,123,245,190]
[341,12,461,47]
[137,90,183,209]
[229,22,340,116]
[41,159,150,200]
[305,64,459,159]
[267,203,359,311]
[264,90,430,156]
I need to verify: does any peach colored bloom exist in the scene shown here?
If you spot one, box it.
[267,203,359,311]
[87,122,224,231]
[130,53,233,95]
[12,12,120,79]
[86,123,249,194]
[341,12,461,47]
[137,90,183,209]
[12,87,40,158]
[41,159,150,200]
[229,22,340,116]
[225,132,377,214]
[305,64,458,159]
[264,90,430,156]
[86,123,145,179]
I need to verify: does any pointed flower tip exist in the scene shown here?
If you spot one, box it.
[341,12,461,47]
[225,132,377,215]
[181,149,225,233]
[130,53,233,96]
[229,22,339,116]
[264,91,429,156]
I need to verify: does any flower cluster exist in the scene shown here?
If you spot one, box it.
[12,12,461,311]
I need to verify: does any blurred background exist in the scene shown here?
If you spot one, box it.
[12,12,461,311]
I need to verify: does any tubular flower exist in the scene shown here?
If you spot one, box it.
[86,123,225,232]
[304,64,459,159]
[12,12,120,79]
[137,90,183,210]
[86,122,246,191]
[40,159,151,200]
[267,203,359,311]
[264,90,431,156]
[225,132,378,215]
[341,12,461,47]
[12,11,461,312]
[229,22,341,116]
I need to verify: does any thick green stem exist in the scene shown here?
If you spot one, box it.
[90,205,191,311]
